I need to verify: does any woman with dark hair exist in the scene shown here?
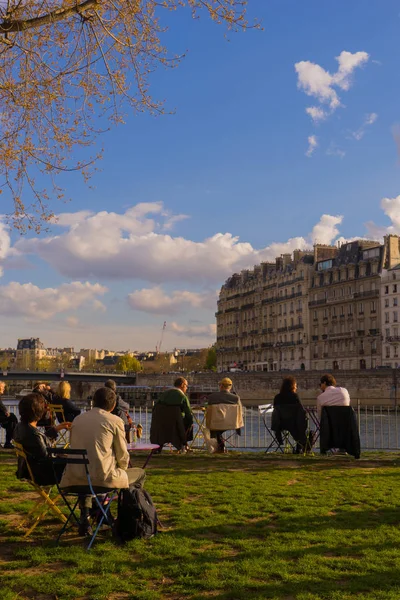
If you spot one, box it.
[273,376,303,407]
[272,376,307,453]
[13,393,71,485]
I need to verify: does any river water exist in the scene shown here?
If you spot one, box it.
[4,401,400,451]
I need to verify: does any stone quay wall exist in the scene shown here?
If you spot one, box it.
[136,371,398,407]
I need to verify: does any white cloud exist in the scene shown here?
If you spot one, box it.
[350,112,378,140]
[169,322,216,338]
[14,203,349,285]
[306,106,328,123]
[306,135,318,157]
[0,221,11,277]
[295,50,369,122]
[66,316,80,327]
[128,287,217,315]
[326,143,346,159]
[310,214,343,244]
[365,195,400,239]
[0,281,107,320]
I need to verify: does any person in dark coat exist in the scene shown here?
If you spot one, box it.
[151,377,193,450]
[105,379,132,440]
[13,393,71,485]
[273,376,303,408]
[0,380,17,449]
[272,376,307,453]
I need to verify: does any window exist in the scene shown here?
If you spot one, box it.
[371,301,376,312]
[385,299,390,308]
[385,312,390,323]
[386,328,390,337]
[359,302,364,314]
[394,284,398,293]
[363,247,380,260]
[317,259,333,271]
[386,346,391,358]
[385,286,389,294]
[394,312,398,323]
[394,298,398,307]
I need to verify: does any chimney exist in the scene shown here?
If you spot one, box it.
[275,256,283,271]
[384,235,400,269]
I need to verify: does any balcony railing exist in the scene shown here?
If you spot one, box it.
[354,289,380,299]
[309,298,327,307]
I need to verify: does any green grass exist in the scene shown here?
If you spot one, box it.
[1,450,400,599]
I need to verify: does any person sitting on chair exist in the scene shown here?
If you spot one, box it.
[13,393,71,485]
[207,378,241,453]
[155,377,193,449]
[60,386,145,536]
[272,377,307,454]
[52,381,81,423]
[317,373,350,419]
[0,380,18,449]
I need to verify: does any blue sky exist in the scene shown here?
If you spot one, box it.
[1,0,400,351]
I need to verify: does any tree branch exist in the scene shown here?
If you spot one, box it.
[0,0,98,33]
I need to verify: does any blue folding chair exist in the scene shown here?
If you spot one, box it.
[47,448,118,550]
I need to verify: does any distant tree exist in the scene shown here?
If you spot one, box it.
[0,1,259,231]
[205,346,217,371]
[0,353,10,371]
[115,355,141,372]
[36,356,57,371]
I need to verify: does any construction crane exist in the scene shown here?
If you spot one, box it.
[156,321,167,354]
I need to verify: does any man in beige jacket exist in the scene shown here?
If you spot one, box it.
[60,386,145,535]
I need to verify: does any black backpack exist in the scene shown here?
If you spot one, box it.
[114,487,158,542]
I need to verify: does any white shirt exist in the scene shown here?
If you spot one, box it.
[317,386,351,418]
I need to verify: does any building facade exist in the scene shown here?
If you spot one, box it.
[309,240,382,371]
[16,338,46,370]
[216,235,400,372]
[380,235,400,367]
[216,250,315,372]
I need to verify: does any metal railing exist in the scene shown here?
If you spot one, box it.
[4,400,400,451]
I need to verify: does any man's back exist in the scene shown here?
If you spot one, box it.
[207,390,239,406]
[317,386,350,417]
[60,407,130,489]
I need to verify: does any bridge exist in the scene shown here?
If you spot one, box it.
[0,371,137,384]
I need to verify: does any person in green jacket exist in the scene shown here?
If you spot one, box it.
[156,377,193,444]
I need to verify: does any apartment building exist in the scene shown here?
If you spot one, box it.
[216,250,315,372]
[381,235,400,367]
[309,240,382,371]
[16,338,46,370]
[216,235,400,372]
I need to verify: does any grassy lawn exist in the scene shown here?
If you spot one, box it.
[1,450,400,600]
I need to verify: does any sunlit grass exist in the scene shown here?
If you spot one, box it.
[1,451,400,599]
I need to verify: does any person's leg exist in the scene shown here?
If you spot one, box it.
[78,495,93,536]
[127,467,146,489]
[2,413,17,448]
[216,432,225,453]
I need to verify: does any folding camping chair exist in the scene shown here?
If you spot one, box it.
[48,403,70,448]
[14,442,67,537]
[205,402,244,452]
[47,447,118,550]
[258,404,297,454]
